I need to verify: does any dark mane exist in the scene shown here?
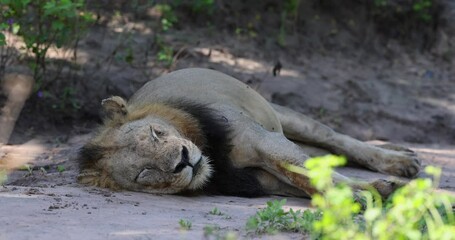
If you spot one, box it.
[171,101,265,197]
[77,99,265,197]
[78,143,104,170]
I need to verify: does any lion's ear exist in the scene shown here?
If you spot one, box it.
[101,96,128,121]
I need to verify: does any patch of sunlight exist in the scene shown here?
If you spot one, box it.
[0,140,46,171]
[45,46,90,64]
[0,193,39,199]
[414,148,455,155]
[3,32,90,64]
[280,69,301,77]
[193,47,267,73]
[147,5,163,18]
[421,98,455,113]
[108,18,153,34]
[2,32,26,52]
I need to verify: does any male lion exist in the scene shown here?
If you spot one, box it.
[78,68,421,198]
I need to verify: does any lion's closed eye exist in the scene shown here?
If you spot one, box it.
[154,128,165,136]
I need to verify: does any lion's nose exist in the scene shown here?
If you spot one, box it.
[173,146,193,174]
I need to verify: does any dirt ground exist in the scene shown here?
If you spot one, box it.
[1,0,455,239]
[1,136,454,239]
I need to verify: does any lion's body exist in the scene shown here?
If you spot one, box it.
[129,68,283,133]
[78,68,421,198]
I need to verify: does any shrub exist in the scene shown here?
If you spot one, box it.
[247,155,455,239]
[0,0,93,80]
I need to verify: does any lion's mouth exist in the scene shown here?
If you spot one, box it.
[192,156,203,177]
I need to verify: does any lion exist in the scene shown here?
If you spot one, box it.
[77,68,421,198]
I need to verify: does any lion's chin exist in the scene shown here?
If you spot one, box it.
[187,156,212,190]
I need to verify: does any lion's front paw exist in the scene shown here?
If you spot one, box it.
[374,146,421,178]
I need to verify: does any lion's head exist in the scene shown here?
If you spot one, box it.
[77,96,213,194]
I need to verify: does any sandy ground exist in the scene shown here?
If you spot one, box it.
[1,135,454,240]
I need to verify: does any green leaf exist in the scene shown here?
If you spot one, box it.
[0,33,5,46]
[52,21,65,31]
[12,23,20,34]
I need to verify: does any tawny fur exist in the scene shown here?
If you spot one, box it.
[78,102,208,190]
[126,104,207,148]
[78,68,421,199]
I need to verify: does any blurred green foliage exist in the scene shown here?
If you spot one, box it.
[374,0,434,22]
[247,155,455,239]
[155,4,178,31]
[178,219,192,230]
[0,0,94,79]
[191,0,215,15]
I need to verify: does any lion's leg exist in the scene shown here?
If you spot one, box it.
[271,103,421,178]
[231,125,401,198]
[292,142,331,157]
[253,169,310,197]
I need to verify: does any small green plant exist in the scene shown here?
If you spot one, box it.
[155,4,178,31]
[203,224,222,239]
[276,0,301,47]
[412,0,433,22]
[374,0,388,7]
[209,207,223,215]
[157,45,174,65]
[246,199,322,234]
[0,33,5,46]
[284,0,300,18]
[18,164,33,174]
[57,165,65,173]
[282,155,455,239]
[0,169,8,185]
[204,224,238,240]
[179,219,192,230]
[191,0,215,15]
[373,0,434,22]
[154,36,173,67]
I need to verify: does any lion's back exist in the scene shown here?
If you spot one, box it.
[129,68,282,133]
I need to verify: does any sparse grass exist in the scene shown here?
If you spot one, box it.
[179,219,192,230]
[18,164,33,174]
[246,199,322,235]
[209,207,223,215]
